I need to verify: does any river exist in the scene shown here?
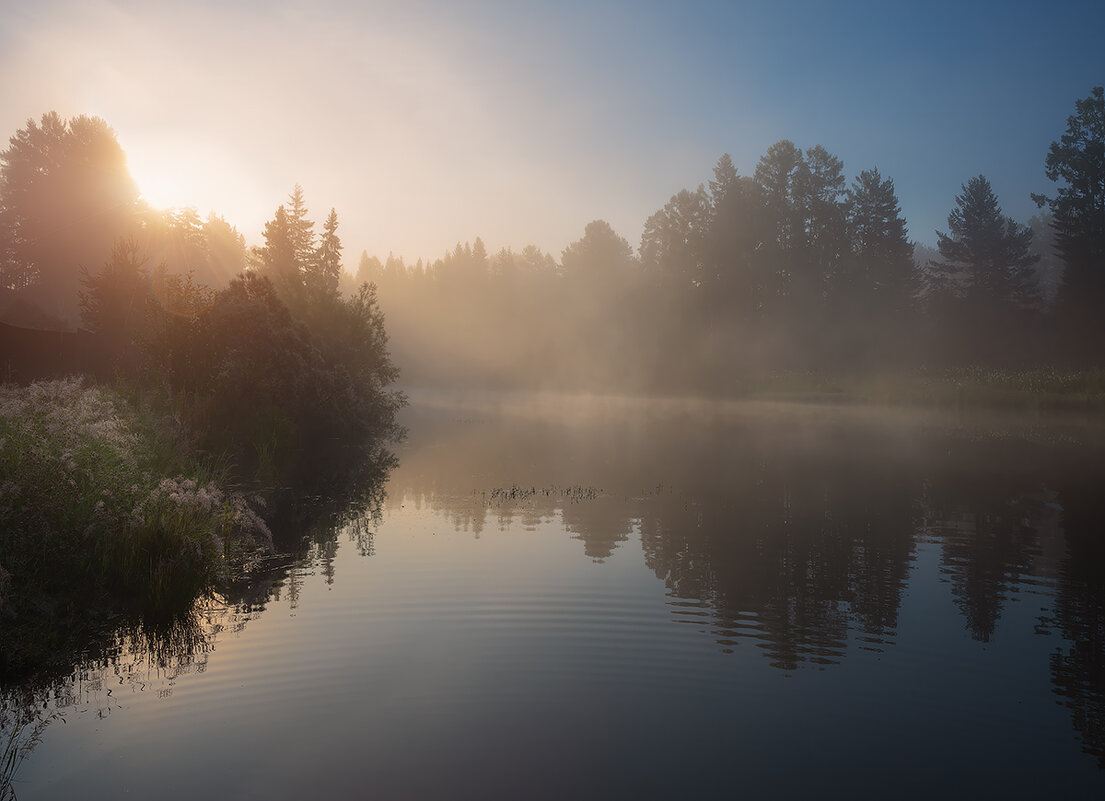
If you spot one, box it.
[7,394,1105,799]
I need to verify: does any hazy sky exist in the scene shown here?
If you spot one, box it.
[1,0,1101,264]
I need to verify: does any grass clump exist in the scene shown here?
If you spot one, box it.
[0,378,272,667]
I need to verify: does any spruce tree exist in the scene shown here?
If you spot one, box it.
[314,208,343,299]
[845,168,916,314]
[931,175,1039,314]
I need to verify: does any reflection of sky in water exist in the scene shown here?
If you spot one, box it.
[12,399,1105,799]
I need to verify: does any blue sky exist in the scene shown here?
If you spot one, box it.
[0,0,1101,261]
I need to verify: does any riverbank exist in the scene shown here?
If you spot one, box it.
[747,367,1105,412]
[0,378,273,678]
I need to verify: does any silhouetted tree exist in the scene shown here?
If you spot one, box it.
[203,214,247,286]
[78,238,152,372]
[800,146,847,270]
[639,187,710,287]
[285,184,316,270]
[259,205,301,303]
[561,220,635,278]
[1032,86,1105,358]
[843,168,917,318]
[929,176,1039,361]
[708,153,738,211]
[1027,212,1064,305]
[748,141,849,363]
[705,174,770,315]
[471,236,489,274]
[144,268,216,394]
[932,176,1040,310]
[518,244,557,276]
[754,140,805,253]
[312,208,343,300]
[356,251,383,286]
[0,113,138,325]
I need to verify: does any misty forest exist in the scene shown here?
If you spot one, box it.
[1,81,1104,801]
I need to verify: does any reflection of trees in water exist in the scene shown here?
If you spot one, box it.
[917,440,1067,644]
[936,506,1040,643]
[639,458,916,670]
[562,500,632,561]
[0,593,261,796]
[0,452,393,788]
[1047,480,1105,767]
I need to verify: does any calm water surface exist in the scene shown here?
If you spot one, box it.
[9,396,1105,799]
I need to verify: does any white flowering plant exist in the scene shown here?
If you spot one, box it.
[0,378,272,613]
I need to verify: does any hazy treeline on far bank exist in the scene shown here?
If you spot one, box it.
[351,87,1101,394]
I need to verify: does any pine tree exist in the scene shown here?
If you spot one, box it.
[931,175,1040,314]
[260,205,300,302]
[708,153,738,211]
[844,168,916,314]
[286,184,316,271]
[313,208,342,300]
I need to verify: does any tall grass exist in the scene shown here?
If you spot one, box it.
[0,378,272,624]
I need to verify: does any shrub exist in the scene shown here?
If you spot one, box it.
[0,378,271,613]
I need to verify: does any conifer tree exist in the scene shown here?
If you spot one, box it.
[286,184,316,271]
[931,175,1039,313]
[845,168,916,314]
[314,208,343,299]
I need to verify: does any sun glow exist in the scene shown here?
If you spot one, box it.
[126,146,207,212]
[120,135,272,239]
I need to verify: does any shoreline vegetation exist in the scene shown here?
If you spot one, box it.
[1,365,1099,681]
[0,378,273,672]
[2,228,406,686]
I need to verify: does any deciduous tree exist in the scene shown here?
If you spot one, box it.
[0,113,138,325]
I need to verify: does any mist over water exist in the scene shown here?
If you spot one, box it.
[7,396,1105,799]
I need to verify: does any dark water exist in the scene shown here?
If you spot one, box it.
[7,396,1105,799]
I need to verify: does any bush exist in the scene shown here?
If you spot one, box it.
[0,378,271,614]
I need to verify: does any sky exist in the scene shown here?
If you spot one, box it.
[0,0,1101,265]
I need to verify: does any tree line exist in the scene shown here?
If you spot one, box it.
[351,87,1102,390]
[0,112,403,492]
[1,87,1102,397]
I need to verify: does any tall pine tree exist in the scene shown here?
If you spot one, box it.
[931,175,1039,313]
[313,208,343,300]
[1032,86,1105,357]
[930,175,1040,362]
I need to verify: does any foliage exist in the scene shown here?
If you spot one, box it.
[562,220,636,278]
[640,187,710,286]
[78,238,151,364]
[160,269,403,488]
[926,176,1041,363]
[0,112,138,326]
[0,379,271,622]
[313,208,343,301]
[931,175,1040,310]
[136,206,247,292]
[1033,86,1105,355]
[844,169,915,310]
